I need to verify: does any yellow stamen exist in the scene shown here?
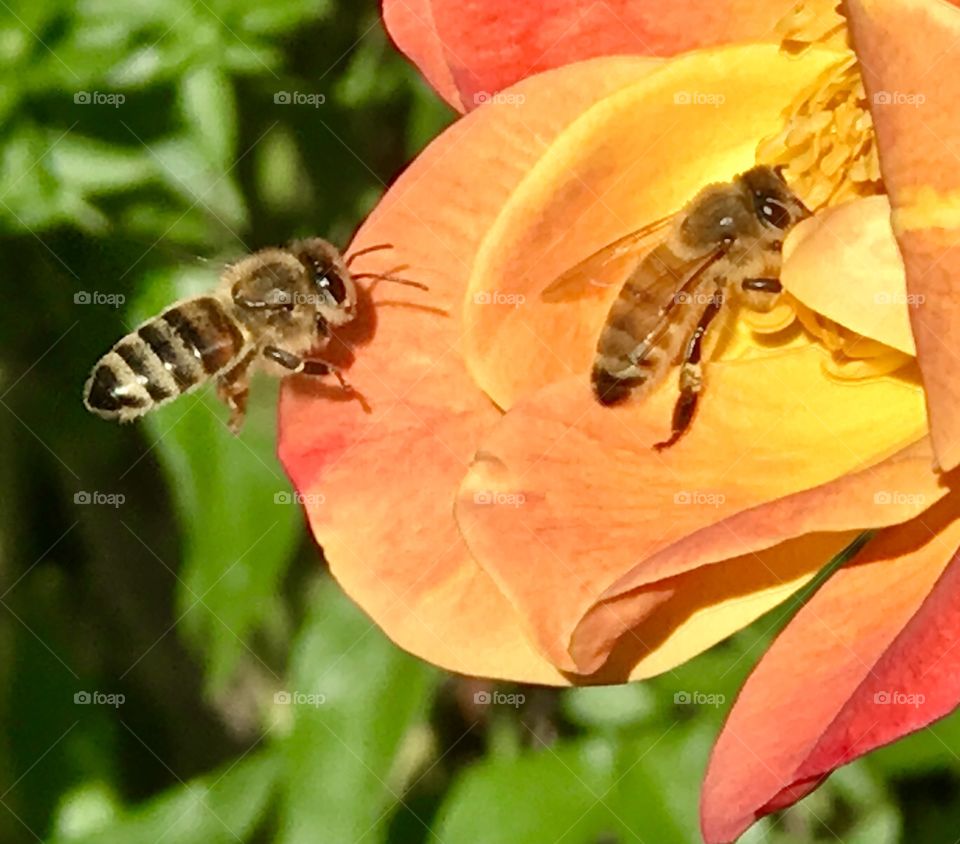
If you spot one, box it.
[740,3,912,384]
[777,0,849,53]
[792,300,913,381]
[758,3,881,210]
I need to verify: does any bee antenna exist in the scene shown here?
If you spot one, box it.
[352,272,430,292]
[345,243,394,267]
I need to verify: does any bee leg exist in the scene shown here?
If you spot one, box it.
[262,346,352,393]
[217,352,255,434]
[740,277,782,312]
[741,277,782,293]
[654,292,724,451]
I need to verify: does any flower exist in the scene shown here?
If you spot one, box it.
[280,0,960,840]
[382,0,801,112]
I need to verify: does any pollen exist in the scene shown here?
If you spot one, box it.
[757,2,882,210]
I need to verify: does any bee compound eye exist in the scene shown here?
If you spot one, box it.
[759,197,792,230]
[317,268,348,305]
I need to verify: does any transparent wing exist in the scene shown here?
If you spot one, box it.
[540,213,677,303]
[629,246,728,359]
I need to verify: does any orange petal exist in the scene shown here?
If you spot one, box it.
[847,0,960,469]
[702,491,960,842]
[456,346,930,679]
[278,57,659,684]
[782,196,916,354]
[462,43,844,410]
[383,0,800,111]
[382,0,465,111]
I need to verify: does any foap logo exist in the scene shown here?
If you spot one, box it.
[74,690,125,708]
[874,690,925,708]
[474,690,525,708]
[874,291,925,306]
[273,690,326,707]
[675,291,723,306]
[74,291,125,308]
[673,90,725,107]
[673,490,725,507]
[74,491,125,508]
[74,91,126,107]
[874,490,926,507]
[264,290,327,307]
[674,690,725,707]
[274,91,326,107]
[873,90,925,108]
[274,491,326,506]
[473,91,526,107]
[473,291,526,308]
[472,490,526,508]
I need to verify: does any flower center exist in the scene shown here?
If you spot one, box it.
[789,299,915,381]
[757,2,881,210]
[731,2,915,383]
[736,295,916,383]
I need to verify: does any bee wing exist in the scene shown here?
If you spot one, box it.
[540,213,678,303]
[628,244,728,358]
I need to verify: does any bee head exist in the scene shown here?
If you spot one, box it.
[292,238,357,327]
[740,165,811,232]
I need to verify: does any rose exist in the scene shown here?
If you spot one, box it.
[281,1,960,840]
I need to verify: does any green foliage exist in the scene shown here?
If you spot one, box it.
[274,580,438,843]
[49,752,280,843]
[1,1,958,843]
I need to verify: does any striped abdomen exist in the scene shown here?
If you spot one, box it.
[84,296,248,422]
[591,245,709,405]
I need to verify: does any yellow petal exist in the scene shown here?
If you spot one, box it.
[782,195,916,355]
[462,42,846,410]
[456,345,929,678]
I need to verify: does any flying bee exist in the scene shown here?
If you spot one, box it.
[541,165,811,449]
[84,238,422,433]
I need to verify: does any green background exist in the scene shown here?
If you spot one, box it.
[1,0,958,841]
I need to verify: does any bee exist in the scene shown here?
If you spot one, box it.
[84,239,420,432]
[541,165,811,449]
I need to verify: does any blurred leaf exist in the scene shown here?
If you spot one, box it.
[240,0,333,35]
[51,782,121,840]
[562,684,659,732]
[868,707,960,777]
[149,137,248,232]
[132,267,301,690]
[49,751,279,844]
[334,31,401,109]
[830,764,901,844]
[743,761,900,844]
[274,580,438,844]
[404,76,454,156]
[435,733,695,844]
[50,135,156,194]
[179,66,237,168]
[255,126,313,216]
[0,127,78,231]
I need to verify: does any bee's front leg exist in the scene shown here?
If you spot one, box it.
[740,277,783,312]
[262,346,352,392]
